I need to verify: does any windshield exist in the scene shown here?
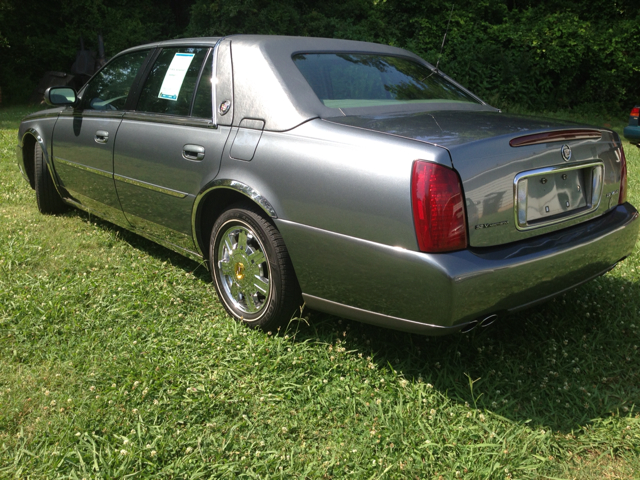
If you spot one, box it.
[292,53,479,109]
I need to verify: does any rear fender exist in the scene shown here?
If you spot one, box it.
[191,179,277,259]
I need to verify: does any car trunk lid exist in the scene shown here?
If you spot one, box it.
[326,110,623,247]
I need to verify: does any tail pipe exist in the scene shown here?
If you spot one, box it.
[460,314,498,333]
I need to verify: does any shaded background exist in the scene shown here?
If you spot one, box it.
[0,0,638,113]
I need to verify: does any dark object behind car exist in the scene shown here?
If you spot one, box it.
[16,36,639,335]
[623,106,640,146]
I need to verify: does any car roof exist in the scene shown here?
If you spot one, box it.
[118,35,489,131]
[123,35,415,55]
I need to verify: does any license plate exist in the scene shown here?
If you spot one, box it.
[514,162,603,230]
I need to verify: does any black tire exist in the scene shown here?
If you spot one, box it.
[209,205,302,331]
[34,142,67,214]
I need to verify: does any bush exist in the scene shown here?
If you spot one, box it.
[2,0,638,113]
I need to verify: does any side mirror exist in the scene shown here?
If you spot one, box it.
[44,86,77,107]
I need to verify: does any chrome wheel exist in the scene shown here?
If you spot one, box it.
[216,221,271,316]
[210,205,302,330]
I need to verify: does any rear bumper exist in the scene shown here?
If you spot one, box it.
[279,203,639,335]
[445,203,638,325]
[624,125,640,145]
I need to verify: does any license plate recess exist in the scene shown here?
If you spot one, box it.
[514,162,603,230]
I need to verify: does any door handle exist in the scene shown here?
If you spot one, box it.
[183,144,205,161]
[95,130,109,144]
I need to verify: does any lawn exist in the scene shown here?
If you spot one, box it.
[1,105,639,479]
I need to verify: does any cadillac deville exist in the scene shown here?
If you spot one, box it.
[16,35,639,335]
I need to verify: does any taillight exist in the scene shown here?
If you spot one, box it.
[631,107,639,119]
[411,160,467,252]
[619,145,628,205]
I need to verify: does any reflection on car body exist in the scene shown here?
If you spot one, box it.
[16,35,639,335]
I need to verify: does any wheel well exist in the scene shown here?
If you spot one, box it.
[22,135,36,189]
[197,188,275,260]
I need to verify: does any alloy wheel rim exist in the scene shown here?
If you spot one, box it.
[217,222,271,316]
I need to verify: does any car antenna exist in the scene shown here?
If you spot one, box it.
[434,4,455,74]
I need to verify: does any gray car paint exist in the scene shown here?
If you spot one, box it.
[327,111,624,246]
[52,110,130,226]
[16,35,640,334]
[282,203,636,333]
[215,38,234,126]
[228,35,488,131]
[217,118,450,250]
[113,114,231,254]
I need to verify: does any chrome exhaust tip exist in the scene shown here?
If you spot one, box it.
[479,314,498,328]
[460,320,478,334]
[460,314,498,333]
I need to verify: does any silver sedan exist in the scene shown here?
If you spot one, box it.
[16,35,639,335]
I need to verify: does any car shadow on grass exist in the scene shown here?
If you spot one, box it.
[67,209,212,282]
[288,275,640,434]
[67,208,639,434]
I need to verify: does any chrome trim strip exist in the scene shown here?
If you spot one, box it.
[113,173,188,198]
[123,112,214,128]
[212,37,223,128]
[59,109,125,120]
[55,156,113,179]
[22,111,62,121]
[513,161,604,231]
[191,179,277,257]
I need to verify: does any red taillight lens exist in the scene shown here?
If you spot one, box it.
[631,107,639,119]
[619,145,628,205]
[411,160,467,252]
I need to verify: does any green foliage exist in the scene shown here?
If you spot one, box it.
[180,0,640,113]
[1,0,639,111]
[0,0,193,105]
[0,1,9,49]
[185,0,378,40]
[368,0,640,112]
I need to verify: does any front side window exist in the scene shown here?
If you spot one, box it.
[80,50,150,111]
[293,53,479,109]
[136,47,209,116]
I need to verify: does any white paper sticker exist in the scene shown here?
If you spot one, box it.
[158,53,195,101]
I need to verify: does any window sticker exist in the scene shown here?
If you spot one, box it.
[158,53,195,101]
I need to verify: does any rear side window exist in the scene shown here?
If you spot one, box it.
[292,53,479,109]
[80,50,150,111]
[191,54,213,118]
[136,47,209,116]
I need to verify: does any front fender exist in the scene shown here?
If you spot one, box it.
[17,110,63,195]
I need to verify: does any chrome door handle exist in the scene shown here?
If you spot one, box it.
[183,144,205,161]
[95,130,109,144]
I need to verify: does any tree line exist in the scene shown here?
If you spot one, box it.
[1,0,638,113]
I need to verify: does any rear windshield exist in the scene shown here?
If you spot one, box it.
[292,53,479,109]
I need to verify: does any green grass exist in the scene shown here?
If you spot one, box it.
[1,104,639,479]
